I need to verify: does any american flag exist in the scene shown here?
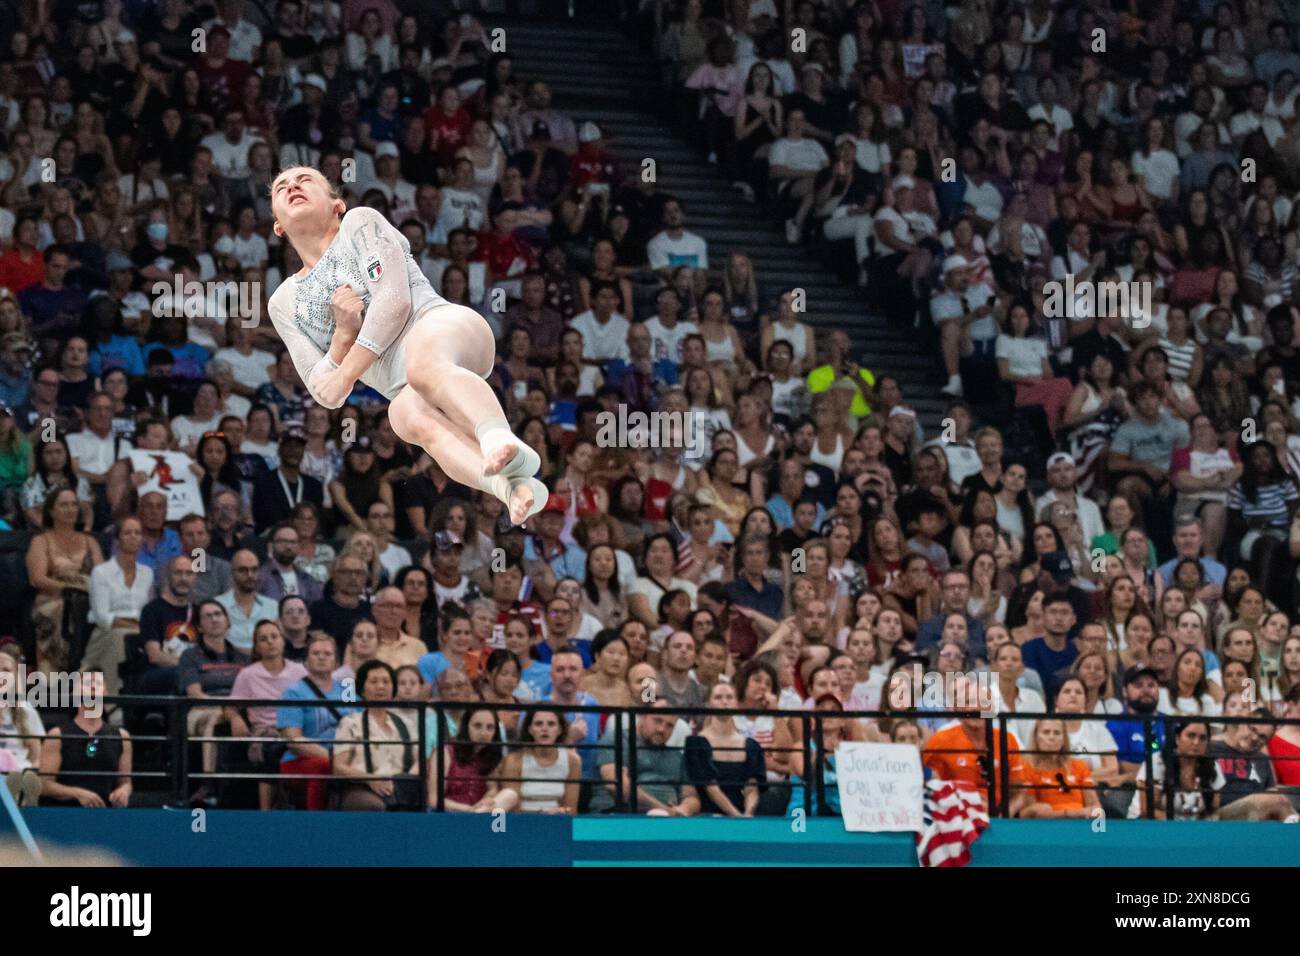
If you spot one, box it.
[915,779,989,868]
[673,530,693,576]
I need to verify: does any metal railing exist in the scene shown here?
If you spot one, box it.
[5,696,1298,818]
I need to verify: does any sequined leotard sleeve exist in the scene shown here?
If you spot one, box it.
[267,206,429,407]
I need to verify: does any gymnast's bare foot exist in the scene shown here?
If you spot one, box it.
[508,478,548,525]
[482,442,519,478]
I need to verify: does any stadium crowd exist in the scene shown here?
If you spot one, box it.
[0,0,1299,822]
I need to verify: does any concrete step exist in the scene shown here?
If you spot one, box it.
[504,21,945,430]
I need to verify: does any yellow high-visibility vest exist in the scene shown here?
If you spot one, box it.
[806,364,874,417]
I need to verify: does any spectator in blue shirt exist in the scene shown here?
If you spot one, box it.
[417,605,477,685]
[523,495,586,582]
[1254,23,1300,84]
[144,313,211,380]
[766,458,818,530]
[0,332,33,410]
[532,594,596,667]
[786,694,848,818]
[602,320,678,410]
[504,613,552,702]
[19,247,87,343]
[129,491,183,573]
[84,294,146,378]
[1020,593,1079,703]
[1155,516,1227,593]
[278,634,355,811]
[915,568,988,662]
[725,534,785,621]
[1104,664,1166,816]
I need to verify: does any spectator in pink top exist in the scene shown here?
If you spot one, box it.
[227,620,308,809]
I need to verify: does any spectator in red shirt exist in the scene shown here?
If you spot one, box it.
[489,556,544,638]
[0,216,46,294]
[424,84,472,167]
[568,122,621,191]
[195,26,251,115]
[476,204,538,285]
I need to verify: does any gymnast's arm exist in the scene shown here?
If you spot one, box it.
[267,291,350,409]
[274,209,413,408]
[334,206,414,374]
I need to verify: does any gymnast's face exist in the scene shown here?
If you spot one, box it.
[270,167,345,241]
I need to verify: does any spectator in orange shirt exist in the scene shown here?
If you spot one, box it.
[922,684,1029,815]
[1018,718,1101,818]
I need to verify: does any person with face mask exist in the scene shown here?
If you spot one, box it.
[130,206,189,283]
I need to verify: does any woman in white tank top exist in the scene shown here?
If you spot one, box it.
[809,433,845,473]
[704,332,737,364]
[761,290,816,373]
[810,394,852,475]
[732,394,776,468]
[697,289,746,367]
[496,709,579,813]
[458,120,506,206]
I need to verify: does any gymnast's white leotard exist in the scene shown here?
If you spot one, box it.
[268,206,449,405]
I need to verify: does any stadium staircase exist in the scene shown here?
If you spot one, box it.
[504,18,947,430]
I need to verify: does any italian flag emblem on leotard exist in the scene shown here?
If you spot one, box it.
[366,259,383,281]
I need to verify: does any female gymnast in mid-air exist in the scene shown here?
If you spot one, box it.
[267,166,546,525]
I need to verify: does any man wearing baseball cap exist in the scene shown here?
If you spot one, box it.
[250,427,324,533]
[929,251,998,398]
[1023,548,1092,624]
[1103,665,1167,816]
[371,140,416,217]
[277,73,331,163]
[523,495,585,582]
[428,530,480,607]
[0,332,32,410]
[786,61,837,150]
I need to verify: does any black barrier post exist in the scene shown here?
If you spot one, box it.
[181,697,193,802]
[433,703,446,812]
[983,716,996,814]
[997,715,1010,819]
[613,709,624,809]
[627,718,639,814]
[171,697,186,804]
[1143,717,1156,819]
[1164,720,1177,821]
[801,713,812,815]
[813,713,826,816]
